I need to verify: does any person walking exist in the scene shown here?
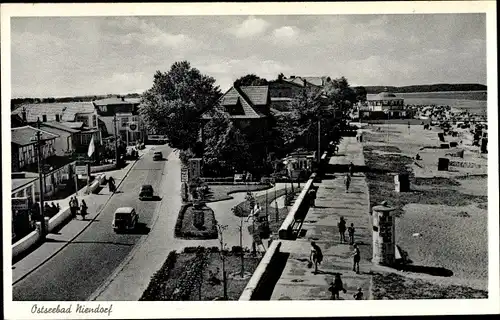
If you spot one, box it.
[338,217,347,243]
[353,287,364,300]
[348,223,355,245]
[348,162,354,177]
[352,244,361,274]
[80,199,88,220]
[309,241,323,275]
[69,197,76,218]
[329,274,347,300]
[344,173,351,193]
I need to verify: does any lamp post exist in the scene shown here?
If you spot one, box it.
[32,119,46,239]
[113,114,119,165]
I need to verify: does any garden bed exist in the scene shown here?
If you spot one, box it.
[174,203,217,240]
[139,247,260,301]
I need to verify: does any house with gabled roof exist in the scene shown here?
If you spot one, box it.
[201,85,271,128]
[268,75,329,111]
[11,126,58,172]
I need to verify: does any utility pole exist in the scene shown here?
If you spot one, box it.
[113,114,119,166]
[274,181,279,222]
[34,119,46,240]
[317,119,321,164]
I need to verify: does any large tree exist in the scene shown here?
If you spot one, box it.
[203,111,251,176]
[233,74,268,87]
[139,61,221,150]
[274,76,358,155]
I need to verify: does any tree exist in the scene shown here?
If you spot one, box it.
[203,111,251,175]
[354,86,367,102]
[233,74,268,87]
[139,61,221,151]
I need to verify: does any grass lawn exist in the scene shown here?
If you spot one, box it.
[204,184,272,203]
[140,249,261,301]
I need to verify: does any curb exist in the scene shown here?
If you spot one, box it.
[87,151,173,301]
[13,157,141,286]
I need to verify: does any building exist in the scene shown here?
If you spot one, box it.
[268,75,327,111]
[92,96,146,146]
[11,126,58,173]
[359,92,408,120]
[201,85,271,129]
[282,151,316,181]
[11,172,38,241]
[11,102,102,146]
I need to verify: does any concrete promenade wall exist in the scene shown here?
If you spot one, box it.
[12,230,41,259]
[90,163,116,173]
[239,241,282,301]
[278,174,315,240]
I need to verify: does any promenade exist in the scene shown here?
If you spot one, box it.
[270,137,373,300]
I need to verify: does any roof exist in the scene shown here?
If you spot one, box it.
[41,121,80,133]
[93,97,139,106]
[114,207,135,214]
[240,86,269,105]
[202,86,269,120]
[12,102,95,123]
[11,126,59,146]
[284,76,327,88]
[368,92,404,101]
[60,121,84,129]
[12,173,38,192]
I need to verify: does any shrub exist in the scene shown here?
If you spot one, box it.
[231,246,243,254]
[193,210,205,229]
[140,250,177,301]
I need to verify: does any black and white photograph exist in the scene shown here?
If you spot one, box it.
[2,1,498,319]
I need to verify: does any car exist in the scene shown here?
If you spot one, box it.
[153,151,163,161]
[112,207,138,232]
[139,184,154,200]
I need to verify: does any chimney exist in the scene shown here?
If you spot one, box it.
[122,96,125,101]
[290,75,295,79]
[21,109,27,122]
[55,114,60,122]
[303,79,307,87]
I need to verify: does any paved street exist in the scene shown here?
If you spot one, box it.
[12,144,172,301]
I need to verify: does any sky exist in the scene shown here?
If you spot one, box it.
[10,14,486,98]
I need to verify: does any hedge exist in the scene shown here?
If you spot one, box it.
[139,250,177,301]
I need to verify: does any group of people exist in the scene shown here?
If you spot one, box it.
[43,202,61,217]
[310,241,364,300]
[69,196,88,220]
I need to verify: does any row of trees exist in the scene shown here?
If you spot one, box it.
[139,61,361,176]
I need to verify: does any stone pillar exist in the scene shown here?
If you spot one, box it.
[372,201,396,266]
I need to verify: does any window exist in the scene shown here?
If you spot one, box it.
[92,115,97,127]
[76,115,89,127]
[121,117,129,128]
[99,106,108,113]
[131,116,138,122]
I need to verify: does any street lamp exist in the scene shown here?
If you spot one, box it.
[31,119,46,239]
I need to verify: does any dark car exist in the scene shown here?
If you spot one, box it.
[112,207,138,232]
[153,151,163,161]
[139,184,154,200]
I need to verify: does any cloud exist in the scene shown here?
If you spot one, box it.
[199,56,291,90]
[230,16,270,38]
[273,26,299,39]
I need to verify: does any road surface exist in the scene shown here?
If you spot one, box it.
[13,144,172,301]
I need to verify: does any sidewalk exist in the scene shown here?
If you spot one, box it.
[12,148,150,285]
[270,137,373,300]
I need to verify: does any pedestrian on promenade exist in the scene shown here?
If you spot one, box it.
[344,173,351,192]
[329,274,347,300]
[353,288,364,300]
[80,199,88,220]
[338,217,347,243]
[309,241,323,275]
[348,162,354,177]
[69,197,76,218]
[348,223,355,245]
[308,188,317,208]
[352,244,361,274]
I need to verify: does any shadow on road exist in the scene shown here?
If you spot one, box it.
[402,265,454,277]
[124,222,151,235]
[140,196,162,201]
